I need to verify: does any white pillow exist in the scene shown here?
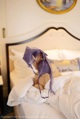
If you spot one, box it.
[44,49,60,60]
[11,48,80,60]
[60,50,80,60]
[11,49,61,60]
[10,55,34,79]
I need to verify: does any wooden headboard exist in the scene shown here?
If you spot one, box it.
[6,27,80,93]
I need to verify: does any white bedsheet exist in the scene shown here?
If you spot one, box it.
[8,71,80,119]
[46,72,80,119]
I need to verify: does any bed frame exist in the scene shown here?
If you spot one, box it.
[6,27,80,94]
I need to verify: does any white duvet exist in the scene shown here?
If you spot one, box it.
[7,71,80,119]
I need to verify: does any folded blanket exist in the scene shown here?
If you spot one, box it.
[7,76,48,106]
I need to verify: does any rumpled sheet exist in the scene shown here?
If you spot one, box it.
[7,71,80,119]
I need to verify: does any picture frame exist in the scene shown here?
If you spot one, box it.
[37,0,77,14]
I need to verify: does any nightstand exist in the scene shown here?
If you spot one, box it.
[0,76,4,114]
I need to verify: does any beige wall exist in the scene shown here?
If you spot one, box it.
[0,0,6,38]
[5,0,80,38]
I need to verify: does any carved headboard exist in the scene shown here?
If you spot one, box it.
[6,27,80,93]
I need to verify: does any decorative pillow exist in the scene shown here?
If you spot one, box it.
[52,58,80,72]
[78,58,80,70]
[50,63,61,77]
[10,55,34,79]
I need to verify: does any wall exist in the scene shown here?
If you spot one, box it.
[6,0,80,39]
[0,0,6,38]
[0,0,80,97]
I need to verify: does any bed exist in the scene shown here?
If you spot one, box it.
[6,27,80,119]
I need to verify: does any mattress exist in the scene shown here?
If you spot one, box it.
[10,71,66,119]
